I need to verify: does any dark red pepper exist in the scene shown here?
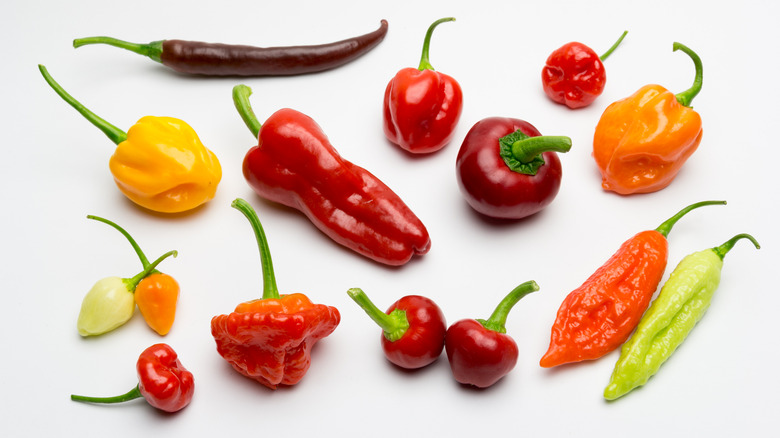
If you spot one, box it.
[445,281,539,388]
[455,117,571,220]
[383,17,463,154]
[347,288,446,369]
[233,85,430,266]
[541,31,628,109]
[71,343,194,413]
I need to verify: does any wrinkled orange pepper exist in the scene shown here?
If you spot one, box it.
[592,42,703,195]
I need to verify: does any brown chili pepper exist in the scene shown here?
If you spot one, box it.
[73,20,388,76]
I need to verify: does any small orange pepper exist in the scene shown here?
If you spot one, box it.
[135,273,180,336]
[592,42,703,195]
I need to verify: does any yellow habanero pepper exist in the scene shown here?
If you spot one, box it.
[39,65,221,213]
[592,43,703,195]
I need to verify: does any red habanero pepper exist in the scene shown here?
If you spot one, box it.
[445,281,540,388]
[539,200,726,368]
[347,288,446,369]
[383,17,463,154]
[233,84,430,266]
[71,343,194,413]
[211,198,340,389]
[542,31,628,109]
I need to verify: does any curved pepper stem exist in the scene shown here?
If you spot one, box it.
[125,250,178,291]
[417,17,455,71]
[71,385,143,405]
[73,36,164,63]
[232,198,280,300]
[477,280,540,334]
[87,215,151,268]
[347,288,410,342]
[654,200,726,238]
[38,64,127,145]
[672,42,703,108]
[233,85,262,139]
[499,129,571,176]
[713,233,760,261]
[599,30,628,61]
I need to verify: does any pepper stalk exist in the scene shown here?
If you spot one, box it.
[231,198,280,300]
[477,280,540,333]
[499,130,572,176]
[417,17,455,71]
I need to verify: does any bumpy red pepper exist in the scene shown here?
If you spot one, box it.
[383,17,463,154]
[211,198,340,389]
[233,84,430,266]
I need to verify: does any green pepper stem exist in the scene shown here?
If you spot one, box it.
[232,198,280,300]
[232,85,262,139]
[417,17,455,71]
[38,64,127,145]
[713,233,760,261]
[511,136,572,163]
[654,200,726,238]
[126,250,178,290]
[672,42,703,108]
[347,288,410,342]
[87,215,150,268]
[73,36,164,63]
[477,280,539,334]
[71,385,143,405]
[600,30,628,61]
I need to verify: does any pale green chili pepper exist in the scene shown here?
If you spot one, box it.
[603,233,760,400]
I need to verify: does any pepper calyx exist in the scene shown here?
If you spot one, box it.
[499,130,571,175]
[347,288,410,342]
[73,37,164,63]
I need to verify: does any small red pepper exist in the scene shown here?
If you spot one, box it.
[383,17,463,154]
[347,288,446,369]
[71,343,194,413]
[445,281,540,388]
[541,31,628,109]
[455,117,571,219]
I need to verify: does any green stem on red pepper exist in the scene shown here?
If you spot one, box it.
[477,280,540,333]
[417,17,455,71]
[231,198,280,300]
[347,288,410,342]
[233,85,262,139]
[71,386,143,404]
[499,130,572,176]
[599,31,629,61]
[672,42,703,108]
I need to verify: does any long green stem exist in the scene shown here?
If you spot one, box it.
[347,288,409,342]
[600,31,628,61]
[87,215,150,268]
[511,136,572,163]
[417,17,455,71]
[232,198,280,300]
[654,200,726,238]
[477,280,539,334]
[73,36,164,63]
[713,233,760,261]
[672,42,703,108]
[71,385,143,405]
[126,250,178,290]
[232,85,262,139]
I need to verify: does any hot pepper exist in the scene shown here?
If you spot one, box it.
[347,288,446,369]
[211,198,340,389]
[39,65,222,213]
[592,42,703,195]
[540,200,725,368]
[455,117,572,219]
[445,281,540,388]
[541,31,628,109]
[604,233,760,400]
[233,84,430,266]
[71,343,194,413]
[383,17,463,154]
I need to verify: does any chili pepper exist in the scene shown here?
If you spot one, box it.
[383,17,463,154]
[38,65,222,213]
[211,198,340,389]
[445,281,540,388]
[593,42,703,195]
[540,200,725,368]
[72,20,388,76]
[455,117,572,219]
[71,343,194,413]
[541,31,628,109]
[233,84,430,266]
[347,288,446,369]
[604,233,760,400]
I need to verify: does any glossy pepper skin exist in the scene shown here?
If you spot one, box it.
[383,17,463,154]
[540,200,725,368]
[445,281,539,388]
[211,199,340,389]
[542,31,627,109]
[347,288,446,369]
[604,234,760,400]
[233,85,430,266]
[456,117,571,219]
[71,343,194,413]
[593,43,703,195]
[38,65,221,213]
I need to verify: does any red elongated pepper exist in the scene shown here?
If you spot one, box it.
[445,281,540,388]
[71,343,194,413]
[233,84,430,266]
[383,17,463,154]
[347,288,446,369]
[540,200,726,368]
[455,117,571,219]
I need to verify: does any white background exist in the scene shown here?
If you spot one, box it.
[3,0,778,436]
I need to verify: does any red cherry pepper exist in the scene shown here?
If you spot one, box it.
[383,17,463,154]
[347,288,446,369]
[445,281,540,388]
[71,343,194,413]
[455,117,571,220]
[541,31,628,109]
